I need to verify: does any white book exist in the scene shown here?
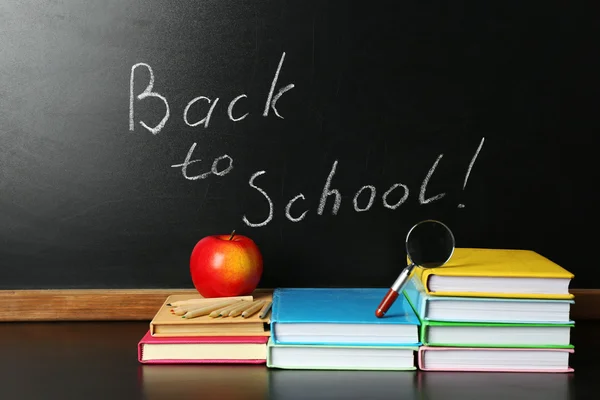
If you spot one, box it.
[418,346,574,373]
[267,338,417,370]
[422,321,573,347]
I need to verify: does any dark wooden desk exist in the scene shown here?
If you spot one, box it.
[0,321,595,400]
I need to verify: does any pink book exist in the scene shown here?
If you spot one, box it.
[418,346,574,373]
[137,331,268,364]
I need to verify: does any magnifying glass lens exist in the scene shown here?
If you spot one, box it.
[406,220,455,268]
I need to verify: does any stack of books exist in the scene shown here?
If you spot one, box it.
[137,291,272,364]
[266,288,421,370]
[404,248,575,373]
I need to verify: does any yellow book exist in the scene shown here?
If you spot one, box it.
[149,290,273,337]
[412,248,574,299]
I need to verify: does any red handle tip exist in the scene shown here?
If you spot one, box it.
[375,289,399,318]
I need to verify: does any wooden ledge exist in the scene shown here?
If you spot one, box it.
[0,288,598,321]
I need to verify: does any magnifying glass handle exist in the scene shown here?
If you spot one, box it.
[375,263,415,318]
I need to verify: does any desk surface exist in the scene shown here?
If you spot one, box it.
[0,320,595,400]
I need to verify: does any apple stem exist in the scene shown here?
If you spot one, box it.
[228,230,236,240]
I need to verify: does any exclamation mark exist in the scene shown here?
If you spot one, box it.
[458,137,485,208]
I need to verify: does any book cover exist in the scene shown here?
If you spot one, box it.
[413,248,574,299]
[266,338,418,370]
[270,288,420,346]
[403,274,574,324]
[149,290,272,337]
[420,320,574,348]
[137,331,268,364]
[418,346,574,373]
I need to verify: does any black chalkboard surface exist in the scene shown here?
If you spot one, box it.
[1,1,598,290]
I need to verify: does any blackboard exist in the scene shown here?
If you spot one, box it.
[1,1,598,290]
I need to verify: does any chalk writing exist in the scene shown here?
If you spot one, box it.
[211,155,234,176]
[227,94,249,122]
[317,160,342,216]
[183,96,219,128]
[458,137,485,208]
[129,52,294,134]
[129,52,485,228]
[242,171,273,227]
[240,158,450,228]
[353,185,376,212]
[419,154,445,204]
[170,143,233,180]
[129,63,170,135]
[285,194,308,222]
[263,52,295,119]
[382,183,409,210]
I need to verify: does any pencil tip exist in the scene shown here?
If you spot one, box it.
[166,303,172,306]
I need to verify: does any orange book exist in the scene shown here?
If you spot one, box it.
[149,290,272,337]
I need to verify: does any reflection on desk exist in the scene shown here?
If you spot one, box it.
[268,370,418,400]
[139,365,268,400]
[139,364,575,400]
[417,372,575,400]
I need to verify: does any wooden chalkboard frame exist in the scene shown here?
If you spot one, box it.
[0,289,597,321]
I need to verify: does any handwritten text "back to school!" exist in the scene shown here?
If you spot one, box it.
[129,52,484,228]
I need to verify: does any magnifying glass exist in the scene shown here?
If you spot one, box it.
[375,219,456,318]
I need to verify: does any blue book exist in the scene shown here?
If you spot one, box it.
[270,288,421,346]
[404,274,575,324]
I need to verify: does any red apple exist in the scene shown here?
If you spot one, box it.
[190,231,263,298]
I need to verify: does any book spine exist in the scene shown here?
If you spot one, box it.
[269,289,280,341]
[271,289,280,322]
[139,358,267,364]
[404,276,428,320]
[419,322,428,345]
[138,343,144,363]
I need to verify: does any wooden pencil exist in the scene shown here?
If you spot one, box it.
[258,300,272,319]
[228,300,259,317]
[209,301,249,318]
[167,295,253,307]
[172,302,222,316]
[241,300,265,318]
[182,299,240,319]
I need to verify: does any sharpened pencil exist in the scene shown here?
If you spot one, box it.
[241,300,265,318]
[181,299,240,319]
[228,300,258,317]
[209,301,249,318]
[173,302,221,316]
[258,300,272,319]
[167,295,253,307]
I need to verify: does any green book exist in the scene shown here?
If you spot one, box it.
[421,320,574,348]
